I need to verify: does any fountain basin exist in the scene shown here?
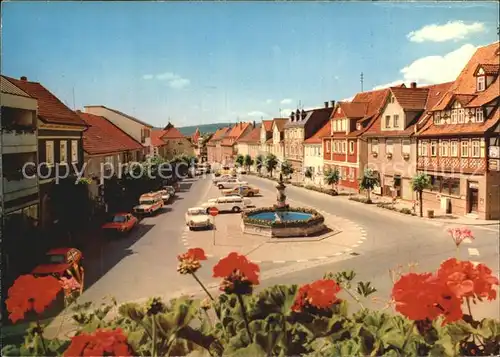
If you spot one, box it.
[242,207,325,238]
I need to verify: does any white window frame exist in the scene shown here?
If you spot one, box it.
[342,141,347,153]
[386,140,393,154]
[421,141,428,156]
[477,76,485,92]
[450,141,458,157]
[430,141,437,157]
[440,140,449,157]
[476,108,484,122]
[458,109,465,123]
[59,140,68,164]
[71,140,79,163]
[451,109,457,124]
[461,141,469,158]
[471,140,480,158]
[45,141,54,166]
[349,141,355,154]
[402,139,411,155]
[434,112,441,125]
[393,114,400,128]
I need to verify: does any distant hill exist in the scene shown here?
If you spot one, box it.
[178,122,233,135]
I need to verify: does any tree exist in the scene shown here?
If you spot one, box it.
[359,168,380,203]
[280,160,294,179]
[264,154,278,177]
[243,154,254,171]
[324,168,340,192]
[304,167,313,181]
[411,173,432,217]
[255,155,264,174]
[235,154,244,167]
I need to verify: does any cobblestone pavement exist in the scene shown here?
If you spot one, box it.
[183,182,365,263]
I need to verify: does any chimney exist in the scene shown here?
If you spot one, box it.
[324,101,328,108]
[410,82,417,88]
[290,112,295,121]
[301,109,306,119]
[296,109,300,121]
[20,76,27,81]
[330,100,335,108]
[253,120,256,128]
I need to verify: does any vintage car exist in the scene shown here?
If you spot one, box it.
[216,178,248,189]
[101,213,138,234]
[185,207,212,230]
[236,167,247,174]
[157,189,171,203]
[133,192,164,215]
[32,247,85,294]
[201,195,252,213]
[212,174,233,184]
[163,185,176,197]
[222,185,259,197]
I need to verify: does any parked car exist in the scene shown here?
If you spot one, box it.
[222,185,259,197]
[31,247,85,295]
[163,186,176,197]
[157,189,171,203]
[101,213,138,234]
[133,192,164,216]
[212,174,233,184]
[185,207,212,230]
[237,167,247,174]
[216,178,248,189]
[201,195,252,213]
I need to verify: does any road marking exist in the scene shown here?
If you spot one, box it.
[316,256,328,260]
[334,252,343,256]
[462,238,473,244]
[468,248,480,256]
[273,260,286,263]
[296,259,308,262]
[253,260,262,263]
[351,244,359,248]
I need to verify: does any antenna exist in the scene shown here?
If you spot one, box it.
[360,72,364,92]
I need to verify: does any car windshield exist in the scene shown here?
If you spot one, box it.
[46,254,66,264]
[189,210,205,216]
[140,200,155,205]
[112,215,126,223]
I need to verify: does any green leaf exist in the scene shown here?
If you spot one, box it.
[477,318,500,339]
[119,302,146,322]
[224,342,267,357]
[1,345,20,356]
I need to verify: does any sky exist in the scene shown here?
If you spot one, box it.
[2,1,499,128]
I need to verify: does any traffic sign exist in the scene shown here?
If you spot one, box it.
[208,207,219,217]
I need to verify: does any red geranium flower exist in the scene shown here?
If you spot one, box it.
[213,252,260,294]
[392,272,462,325]
[63,328,132,357]
[447,227,474,247]
[5,274,62,323]
[177,248,207,274]
[438,258,499,301]
[292,279,342,312]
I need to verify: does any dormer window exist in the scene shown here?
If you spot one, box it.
[477,76,486,92]
[476,108,484,122]
[337,107,341,114]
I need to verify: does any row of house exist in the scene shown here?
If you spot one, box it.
[1,75,195,272]
[206,41,500,220]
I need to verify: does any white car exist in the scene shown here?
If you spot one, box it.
[237,167,247,174]
[216,179,248,189]
[212,174,233,184]
[185,207,212,230]
[157,190,171,203]
[201,196,252,213]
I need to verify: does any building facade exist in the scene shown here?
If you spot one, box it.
[416,42,500,219]
[220,122,253,164]
[207,127,230,164]
[270,118,288,162]
[303,120,329,186]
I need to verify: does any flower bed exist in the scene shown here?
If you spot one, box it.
[349,196,373,204]
[377,202,417,216]
[242,206,324,228]
[2,232,500,357]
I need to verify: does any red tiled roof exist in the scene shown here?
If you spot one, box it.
[192,128,201,142]
[208,127,230,142]
[424,82,455,110]
[338,101,369,118]
[433,42,499,110]
[305,120,331,144]
[226,122,252,139]
[77,111,143,155]
[5,76,86,126]
[273,118,288,132]
[151,129,167,147]
[238,125,261,143]
[161,126,185,139]
[262,120,273,132]
[390,87,429,110]
[475,63,500,76]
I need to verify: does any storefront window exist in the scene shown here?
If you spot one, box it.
[430,175,442,192]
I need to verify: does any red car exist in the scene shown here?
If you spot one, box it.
[102,213,138,233]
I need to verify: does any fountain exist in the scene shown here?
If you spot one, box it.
[241,174,326,238]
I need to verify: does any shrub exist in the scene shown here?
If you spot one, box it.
[349,196,373,204]
[400,208,413,215]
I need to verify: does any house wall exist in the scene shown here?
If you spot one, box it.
[304,144,324,185]
[236,143,250,157]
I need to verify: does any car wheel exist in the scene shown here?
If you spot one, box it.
[248,192,254,197]
[218,184,224,189]
[232,206,241,213]
[189,227,193,231]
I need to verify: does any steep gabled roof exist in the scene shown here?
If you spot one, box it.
[390,87,429,110]
[338,101,369,118]
[161,125,185,139]
[84,105,153,128]
[77,111,143,155]
[151,129,167,147]
[4,76,86,126]
[273,118,288,132]
[1,76,32,98]
[305,120,331,144]
[262,120,273,132]
[207,127,230,145]
[226,122,252,139]
[237,125,261,143]
[285,107,333,128]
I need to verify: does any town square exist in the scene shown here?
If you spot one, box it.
[1,1,499,356]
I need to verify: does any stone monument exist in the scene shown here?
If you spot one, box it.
[273,173,290,210]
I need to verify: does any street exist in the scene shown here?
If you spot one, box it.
[75,174,499,321]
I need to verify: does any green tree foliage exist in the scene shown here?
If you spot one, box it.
[304,167,313,180]
[411,173,432,217]
[255,155,264,173]
[264,154,278,177]
[324,168,340,191]
[359,168,380,203]
[280,160,294,178]
[243,155,254,171]
[235,154,245,167]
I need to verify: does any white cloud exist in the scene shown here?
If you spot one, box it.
[407,21,485,43]
[372,43,477,90]
[280,108,293,116]
[341,96,354,102]
[247,111,268,118]
[142,71,190,89]
[169,78,190,89]
[372,80,406,90]
[334,75,340,80]
[265,99,273,104]
[280,98,293,105]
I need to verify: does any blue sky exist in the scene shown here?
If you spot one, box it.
[2,1,498,128]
